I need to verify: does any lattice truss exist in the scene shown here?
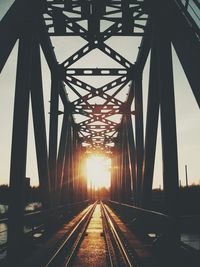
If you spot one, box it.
[43,0,148,152]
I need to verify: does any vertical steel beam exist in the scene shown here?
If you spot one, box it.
[152,3,180,217]
[120,116,132,204]
[159,38,179,217]
[30,36,51,209]
[142,33,160,209]
[71,127,77,202]
[76,144,81,201]
[121,0,132,34]
[121,120,126,202]
[118,128,123,202]
[111,151,118,201]
[78,143,87,201]
[79,143,87,201]
[134,75,144,206]
[72,134,79,202]
[67,127,74,203]
[113,144,120,202]
[8,28,32,262]
[116,145,121,202]
[110,156,114,200]
[61,122,72,204]
[56,110,70,205]
[48,74,60,206]
[126,114,137,204]
[123,116,132,204]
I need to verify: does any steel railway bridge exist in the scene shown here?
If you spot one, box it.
[0,0,199,266]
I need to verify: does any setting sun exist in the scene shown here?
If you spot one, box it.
[86,155,111,189]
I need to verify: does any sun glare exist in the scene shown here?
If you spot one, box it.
[86,155,111,189]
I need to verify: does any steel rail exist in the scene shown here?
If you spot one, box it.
[101,203,117,267]
[101,202,139,267]
[45,202,97,267]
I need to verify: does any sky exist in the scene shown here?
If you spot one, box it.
[0,0,199,189]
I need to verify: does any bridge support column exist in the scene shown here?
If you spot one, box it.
[68,127,74,203]
[111,150,118,201]
[116,148,121,201]
[71,127,78,202]
[80,146,88,201]
[119,128,125,203]
[120,116,132,204]
[49,73,60,207]
[72,129,81,203]
[78,148,87,202]
[8,26,32,263]
[110,156,114,201]
[126,114,137,205]
[78,151,83,202]
[124,116,133,204]
[112,145,121,202]
[62,122,72,204]
[57,110,70,205]
[151,3,179,218]
[159,37,179,218]
[142,31,160,209]
[121,121,126,203]
[30,35,51,209]
[134,76,144,206]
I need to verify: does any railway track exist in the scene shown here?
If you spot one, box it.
[45,201,139,267]
[101,203,139,267]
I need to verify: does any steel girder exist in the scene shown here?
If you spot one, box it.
[1,1,199,261]
[7,22,33,262]
[42,0,148,153]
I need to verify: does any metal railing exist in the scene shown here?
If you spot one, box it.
[0,200,90,253]
[107,200,174,234]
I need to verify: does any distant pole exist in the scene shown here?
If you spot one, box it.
[185,165,188,187]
